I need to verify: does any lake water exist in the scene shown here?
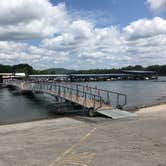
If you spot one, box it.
[82,76,166,109]
[0,76,166,124]
[0,87,80,124]
[0,88,56,124]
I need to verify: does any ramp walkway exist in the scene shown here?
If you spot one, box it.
[4,80,135,119]
[97,109,136,119]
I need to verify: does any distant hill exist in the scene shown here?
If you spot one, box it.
[41,68,76,74]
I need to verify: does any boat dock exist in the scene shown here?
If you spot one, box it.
[28,70,158,82]
[4,80,135,119]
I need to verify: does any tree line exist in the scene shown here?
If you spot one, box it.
[0,64,166,75]
[0,64,34,75]
[74,65,166,75]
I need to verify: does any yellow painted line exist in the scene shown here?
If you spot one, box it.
[48,127,96,166]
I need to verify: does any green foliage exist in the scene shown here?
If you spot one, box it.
[74,65,166,75]
[0,64,34,75]
[121,65,144,71]
[13,64,34,75]
[0,64,13,73]
[0,64,166,75]
[41,68,76,74]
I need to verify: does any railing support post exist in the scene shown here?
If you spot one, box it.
[70,88,72,100]
[93,95,96,109]
[64,87,66,97]
[117,94,120,108]
[107,92,110,104]
[76,84,78,100]
[100,97,102,107]
[84,93,87,107]
[58,85,60,96]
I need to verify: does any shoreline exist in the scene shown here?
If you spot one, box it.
[0,111,84,126]
[126,101,166,112]
[1,100,166,165]
[0,102,166,126]
[136,102,166,114]
[0,80,166,125]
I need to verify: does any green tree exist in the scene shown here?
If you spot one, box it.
[13,64,34,75]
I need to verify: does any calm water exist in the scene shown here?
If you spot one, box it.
[0,77,166,124]
[83,76,166,109]
[0,87,80,124]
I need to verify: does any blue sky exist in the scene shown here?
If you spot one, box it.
[0,0,166,69]
[51,0,165,26]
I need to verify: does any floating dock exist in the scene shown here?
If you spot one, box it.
[4,80,136,119]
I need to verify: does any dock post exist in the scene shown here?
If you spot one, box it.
[76,84,78,100]
[64,87,66,97]
[117,94,120,108]
[100,96,102,107]
[84,93,87,107]
[70,88,72,100]
[93,95,96,109]
[55,84,57,93]
[107,92,110,104]
[58,85,60,96]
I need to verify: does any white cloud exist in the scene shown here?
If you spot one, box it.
[1,15,166,69]
[124,17,166,40]
[0,41,70,69]
[146,0,166,12]
[0,0,69,40]
[0,1,166,69]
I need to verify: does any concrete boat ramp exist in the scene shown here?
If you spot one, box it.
[0,104,166,166]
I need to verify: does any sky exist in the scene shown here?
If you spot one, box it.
[0,0,166,69]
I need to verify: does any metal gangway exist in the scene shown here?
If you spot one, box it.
[4,80,136,118]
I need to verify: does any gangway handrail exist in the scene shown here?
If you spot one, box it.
[5,80,103,110]
[54,82,127,108]
[77,83,127,107]
[4,79,127,109]
[68,83,126,95]
[32,82,103,110]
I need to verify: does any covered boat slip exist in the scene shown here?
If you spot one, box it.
[0,70,157,82]
[28,70,158,82]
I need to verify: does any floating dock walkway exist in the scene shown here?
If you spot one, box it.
[4,80,136,119]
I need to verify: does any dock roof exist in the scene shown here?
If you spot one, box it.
[122,70,157,74]
[70,73,129,77]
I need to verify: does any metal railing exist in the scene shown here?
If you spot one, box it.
[4,79,127,109]
[4,80,103,110]
[53,82,127,108]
